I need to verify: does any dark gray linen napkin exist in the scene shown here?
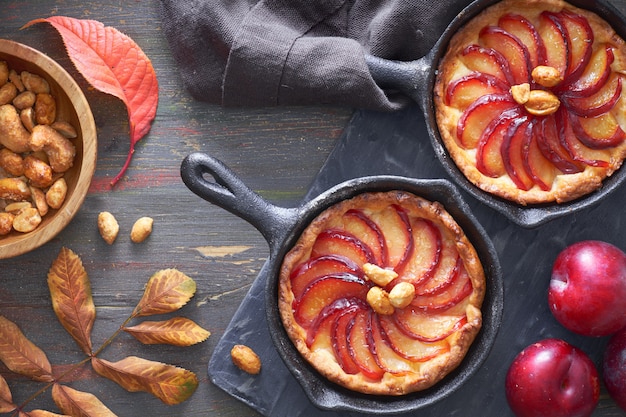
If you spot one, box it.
[158,0,471,111]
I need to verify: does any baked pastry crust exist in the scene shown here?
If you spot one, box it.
[278,191,485,395]
[434,0,626,205]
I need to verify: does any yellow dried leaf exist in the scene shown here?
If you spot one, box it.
[47,247,95,355]
[0,373,15,413]
[0,316,53,382]
[132,269,196,317]
[91,356,198,405]
[124,317,210,346]
[51,384,117,417]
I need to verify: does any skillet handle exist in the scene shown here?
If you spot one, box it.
[365,54,430,105]
[180,152,298,248]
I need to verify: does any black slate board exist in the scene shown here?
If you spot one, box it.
[208,103,620,416]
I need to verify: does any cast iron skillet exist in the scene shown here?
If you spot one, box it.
[365,0,626,228]
[180,152,503,414]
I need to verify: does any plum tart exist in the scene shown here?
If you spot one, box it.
[434,0,626,205]
[278,191,485,395]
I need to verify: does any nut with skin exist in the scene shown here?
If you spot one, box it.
[231,344,261,375]
[21,71,50,94]
[0,212,14,235]
[0,148,25,176]
[366,286,395,315]
[12,90,35,110]
[23,154,53,188]
[0,177,31,201]
[34,92,56,125]
[0,82,17,106]
[0,104,31,153]
[29,124,76,173]
[130,216,153,243]
[97,211,119,245]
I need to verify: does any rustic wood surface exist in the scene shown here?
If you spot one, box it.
[2,1,626,417]
[0,1,349,416]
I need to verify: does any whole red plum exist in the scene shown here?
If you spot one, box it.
[603,328,626,411]
[505,338,599,417]
[549,240,626,337]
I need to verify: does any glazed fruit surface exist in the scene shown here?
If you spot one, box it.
[278,191,485,395]
[435,0,626,205]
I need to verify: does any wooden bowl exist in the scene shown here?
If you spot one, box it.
[0,39,96,259]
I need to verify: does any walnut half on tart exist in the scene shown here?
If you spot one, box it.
[434,0,626,205]
[278,191,485,396]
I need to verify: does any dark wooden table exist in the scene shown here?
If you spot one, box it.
[0,1,349,416]
[2,1,626,417]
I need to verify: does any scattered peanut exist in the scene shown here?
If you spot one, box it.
[231,344,261,375]
[130,216,154,243]
[97,211,119,245]
[363,263,398,287]
[389,281,416,309]
[0,61,78,237]
[366,286,395,315]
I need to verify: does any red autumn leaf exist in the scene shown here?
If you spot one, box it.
[23,16,159,185]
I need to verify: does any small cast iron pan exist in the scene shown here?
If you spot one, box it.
[365,0,626,228]
[180,152,503,415]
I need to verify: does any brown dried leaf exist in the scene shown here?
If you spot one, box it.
[47,247,95,355]
[0,373,15,413]
[52,384,117,417]
[20,410,71,417]
[0,316,53,382]
[132,269,196,317]
[123,317,210,346]
[91,356,198,405]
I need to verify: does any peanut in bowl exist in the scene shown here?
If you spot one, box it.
[0,39,97,259]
